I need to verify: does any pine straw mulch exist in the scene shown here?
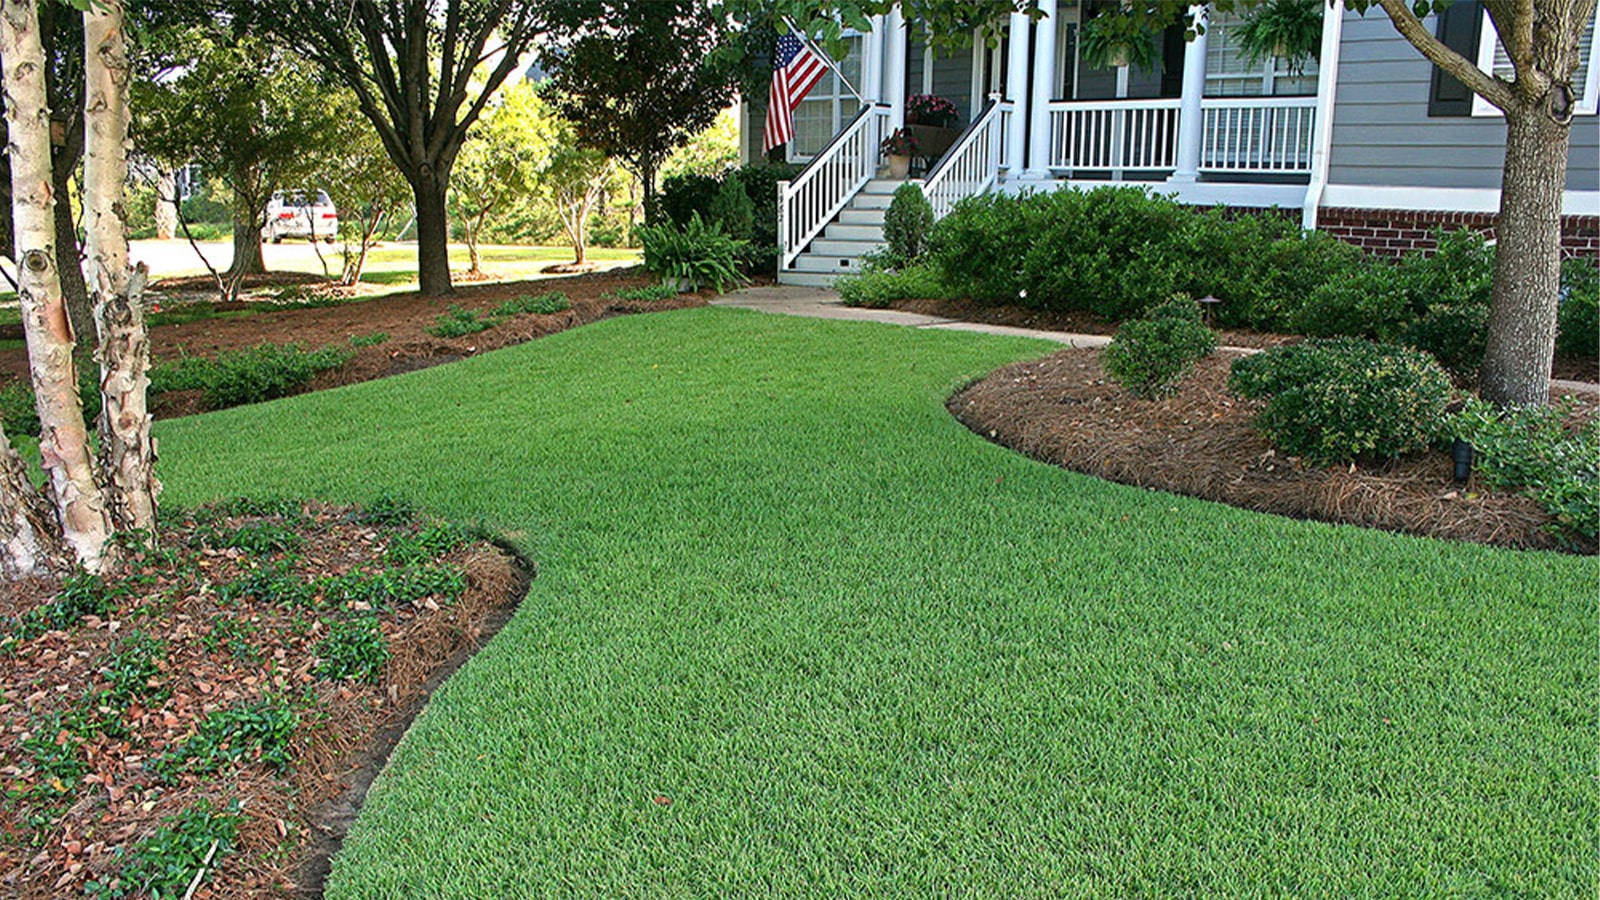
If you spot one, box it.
[950,347,1597,554]
[0,500,528,898]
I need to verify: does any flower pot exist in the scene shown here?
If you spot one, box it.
[887,154,911,179]
[1272,40,1290,58]
[906,125,963,160]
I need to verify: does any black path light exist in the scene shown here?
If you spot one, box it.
[1452,439,1474,483]
[1197,294,1221,325]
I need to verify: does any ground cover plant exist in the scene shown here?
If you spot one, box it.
[149,309,1595,897]
[0,499,521,898]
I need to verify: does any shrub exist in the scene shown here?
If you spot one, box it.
[639,212,749,293]
[602,282,679,303]
[655,172,722,228]
[1557,256,1598,358]
[883,183,935,266]
[426,304,492,338]
[316,616,390,682]
[836,262,949,308]
[493,291,570,318]
[1102,296,1218,399]
[349,331,389,348]
[1398,302,1490,380]
[1229,337,1453,464]
[926,191,1030,303]
[707,173,755,242]
[1450,397,1599,544]
[151,342,353,410]
[87,801,242,900]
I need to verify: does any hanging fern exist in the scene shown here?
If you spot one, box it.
[1078,9,1164,74]
[1234,0,1324,75]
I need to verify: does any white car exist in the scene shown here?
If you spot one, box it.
[263,190,337,243]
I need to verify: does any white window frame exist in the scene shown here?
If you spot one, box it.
[1472,9,1600,116]
[785,31,866,163]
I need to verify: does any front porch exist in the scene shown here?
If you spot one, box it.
[773,1,1343,284]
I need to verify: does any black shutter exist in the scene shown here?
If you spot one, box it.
[1430,1,1483,117]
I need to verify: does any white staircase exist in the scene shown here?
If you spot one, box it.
[777,179,898,287]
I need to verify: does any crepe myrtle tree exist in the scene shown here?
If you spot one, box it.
[760,0,1594,407]
[1,0,156,578]
[233,0,548,297]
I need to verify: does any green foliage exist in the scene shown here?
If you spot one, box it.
[217,563,316,608]
[85,801,241,900]
[640,213,749,293]
[1235,0,1325,72]
[385,523,472,566]
[100,632,170,705]
[884,184,935,266]
[20,711,87,788]
[602,282,680,303]
[1078,8,1163,72]
[156,702,298,780]
[5,573,130,645]
[201,613,262,662]
[1229,338,1453,464]
[316,616,390,682]
[349,331,390,348]
[658,163,799,275]
[0,361,99,438]
[1398,302,1490,380]
[352,495,418,527]
[204,521,302,556]
[150,343,354,411]
[320,565,468,610]
[836,262,950,308]
[656,174,722,229]
[708,173,756,243]
[426,305,492,338]
[493,291,571,318]
[1103,296,1218,399]
[1451,398,1599,544]
[1557,257,1598,358]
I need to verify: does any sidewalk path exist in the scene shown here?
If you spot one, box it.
[716,284,1600,395]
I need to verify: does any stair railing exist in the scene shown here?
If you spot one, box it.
[920,95,1009,220]
[776,104,891,271]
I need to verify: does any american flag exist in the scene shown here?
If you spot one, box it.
[763,33,828,153]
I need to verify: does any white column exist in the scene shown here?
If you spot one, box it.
[863,14,885,104]
[1169,5,1210,184]
[885,6,909,128]
[1024,0,1058,179]
[1005,10,1030,174]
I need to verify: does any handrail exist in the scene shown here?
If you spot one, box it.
[920,97,1008,220]
[777,104,891,270]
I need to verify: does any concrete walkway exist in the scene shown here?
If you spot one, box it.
[716,284,1600,395]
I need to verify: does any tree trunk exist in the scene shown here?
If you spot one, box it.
[153,169,176,239]
[51,163,93,348]
[413,172,452,296]
[466,210,483,275]
[0,0,113,572]
[85,0,158,537]
[1479,106,1569,407]
[0,423,63,579]
[227,199,265,278]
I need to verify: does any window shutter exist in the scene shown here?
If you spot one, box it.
[1430,1,1482,116]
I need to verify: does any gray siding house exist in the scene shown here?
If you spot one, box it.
[748,2,1600,285]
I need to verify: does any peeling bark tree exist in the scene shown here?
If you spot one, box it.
[85,0,158,536]
[0,425,63,580]
[0,0,114,571]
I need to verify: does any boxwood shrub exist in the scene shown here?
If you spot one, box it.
[1102,296,1217,399]
[1229,337,1453,464]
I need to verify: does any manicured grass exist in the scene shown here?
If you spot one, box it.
[152,308,1596,897]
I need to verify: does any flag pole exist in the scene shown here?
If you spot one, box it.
[781,16,867,106]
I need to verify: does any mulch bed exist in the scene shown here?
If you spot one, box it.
[0,501,528,898]
[950,347,1597,553]
[889,296,1600,382]
[0,269,709,419]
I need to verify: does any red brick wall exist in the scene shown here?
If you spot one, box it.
[1317,207,1600,259]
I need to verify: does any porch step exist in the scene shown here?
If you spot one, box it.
[838,208,888,226]
[809,237,887,258]
[820,222,883,242]
[777,178,908,287]
[776,270,847,288]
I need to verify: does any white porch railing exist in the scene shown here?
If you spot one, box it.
[777,105,892,270]
[1201,97,1317,173]
[1045,96,1317,176]
[1048,99,1181,172]
[921,98,1010,219]
[998,104,1014,172]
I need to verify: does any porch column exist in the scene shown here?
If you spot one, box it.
[863,14,885,103]
[1005,9,1030,174]
[1024,0,1058,179]
[1169,5,1210,184]
[885,5,909,128]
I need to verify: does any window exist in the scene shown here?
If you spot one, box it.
[1203,11,1318,97]
[1472,9,1599,116]
[788,34,865,161]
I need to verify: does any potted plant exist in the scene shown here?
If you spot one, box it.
[880,127,920,179]
[1078,9,1163,72]
[906,94,959,127]
[1234,0,1323,75]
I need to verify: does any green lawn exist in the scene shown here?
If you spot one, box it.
[152,308,1596,897]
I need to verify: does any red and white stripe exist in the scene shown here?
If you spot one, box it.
[764,34,828,153]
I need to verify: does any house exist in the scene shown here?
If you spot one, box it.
[744,2,1600,286]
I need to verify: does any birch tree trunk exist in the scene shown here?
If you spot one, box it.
[84,0,157,535]
[153,169,176,239]
[0,0,113,572]
[0,423,63,579]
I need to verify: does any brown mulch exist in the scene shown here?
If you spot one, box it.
[0,268,707,419]
[950,347,1597,554]
[889,296,1600,382]
[0,501,528,899]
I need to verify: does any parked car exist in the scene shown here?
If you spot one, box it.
[263,190,337,243]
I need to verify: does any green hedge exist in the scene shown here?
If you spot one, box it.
[657,163,800,275]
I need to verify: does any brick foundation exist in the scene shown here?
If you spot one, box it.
[1316,207,1600,259]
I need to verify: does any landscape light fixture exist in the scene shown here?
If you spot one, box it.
[1452,439,1474,483]
[1197,294,1221,324]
